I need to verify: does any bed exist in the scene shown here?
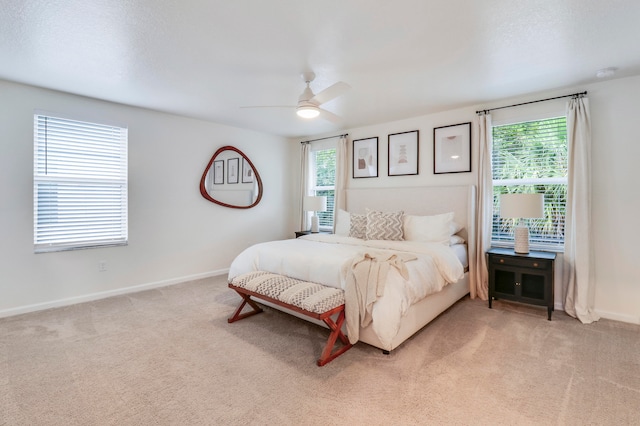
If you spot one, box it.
[228,185,476,353]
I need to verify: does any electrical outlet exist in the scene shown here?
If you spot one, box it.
[98,261,107,272]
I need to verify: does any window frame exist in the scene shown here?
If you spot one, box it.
[33,112,128,253]
[308,140,336,231]
[490,114,568,253]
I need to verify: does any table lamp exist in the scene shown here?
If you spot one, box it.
[303,196,327,233]
[500,193,544,254]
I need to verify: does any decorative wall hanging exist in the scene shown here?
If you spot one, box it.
[200,146,262,209]
[388,130,419,176]
[227,158,239,184]
[242,158,254,183]
[213,160,224,184]
[352,137,378,178]
[433,122,471,174]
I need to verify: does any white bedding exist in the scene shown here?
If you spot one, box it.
[228,234,464,347]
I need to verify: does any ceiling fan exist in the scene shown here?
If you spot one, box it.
[241,72,350,122]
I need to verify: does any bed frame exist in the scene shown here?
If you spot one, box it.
[344,184,477,352]
[251,185,477,354]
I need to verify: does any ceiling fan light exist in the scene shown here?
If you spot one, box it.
[297,106,320,118]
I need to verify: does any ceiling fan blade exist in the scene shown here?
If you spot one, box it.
[310,82,351,105]
[240,105,295,109]
[319,108,342,123]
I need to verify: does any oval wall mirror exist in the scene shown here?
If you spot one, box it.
[200,145,263,209]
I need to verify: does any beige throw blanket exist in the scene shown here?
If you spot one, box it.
[342,251,417,344]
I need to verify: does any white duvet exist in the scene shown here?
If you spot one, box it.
[228,234,464,347]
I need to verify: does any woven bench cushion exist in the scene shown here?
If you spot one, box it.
[230,271,344,314]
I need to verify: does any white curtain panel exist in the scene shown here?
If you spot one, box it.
[472,113,492,300]
[298,142,310,232]
[563,97,599,323]
[333,136,349,232]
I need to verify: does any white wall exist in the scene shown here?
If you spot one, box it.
[291,75,640,324]
[3,75,638,324]
[587,76,640,324]
[0,80,293,316]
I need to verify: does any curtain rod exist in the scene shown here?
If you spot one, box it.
[476,91,587,115]
[300,133,348,144]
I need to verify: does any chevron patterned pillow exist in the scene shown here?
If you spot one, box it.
[349,213,367,239]
[365,209,404,241]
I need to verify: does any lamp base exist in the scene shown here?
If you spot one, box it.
[514,225,530,254]
[311,215,319,233]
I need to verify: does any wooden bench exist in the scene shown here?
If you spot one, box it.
[228,271,352,366]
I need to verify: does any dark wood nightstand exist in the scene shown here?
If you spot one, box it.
[488,247,556,320]
[295,230,331,238]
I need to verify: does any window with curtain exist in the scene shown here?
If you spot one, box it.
[310,146,336,230]
[33,113,128,253]
[491,116,567,251]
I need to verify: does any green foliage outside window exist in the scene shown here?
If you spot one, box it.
[313,148,336,228]
[492,117,568,249]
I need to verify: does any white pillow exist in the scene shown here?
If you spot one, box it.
[450,220,463,235]
[334,209,350,236]
[450,235,465,245]
[403,212,455,245]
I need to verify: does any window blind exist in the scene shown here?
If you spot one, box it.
[311,147,336,229]
[34,114,128,252]
[491,117,567,250]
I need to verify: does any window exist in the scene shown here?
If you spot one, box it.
[491,116,567,251]
[34,113,128,252]
[309,145,336,230]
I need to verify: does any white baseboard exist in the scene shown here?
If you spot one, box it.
[0,269,229,319]
[595,309,640,325]
[554,303,639,325]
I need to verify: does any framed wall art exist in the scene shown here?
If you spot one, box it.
[433,122,471,174]
[352,137,378,178]
[241,158,254,183]
[227,157,239,184]
[388,130,419,176]
[213,160,224,184]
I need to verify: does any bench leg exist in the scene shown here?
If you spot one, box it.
[228,292,263,323]
[317,309,352,366]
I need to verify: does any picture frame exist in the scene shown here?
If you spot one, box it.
[213,160,224,184]
[241,158,254,183]
[352,137,378,178]
[388,130,419,176]
[227,157,239,184]
[433,122,471,174]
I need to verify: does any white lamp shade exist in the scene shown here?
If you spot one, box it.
[303,196,327,212]
[500,193,544,254]
[500,193,544,219]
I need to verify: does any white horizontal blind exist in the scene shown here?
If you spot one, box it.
[34,114,128,252]
[491,116,568,251]
[311,147,336,230]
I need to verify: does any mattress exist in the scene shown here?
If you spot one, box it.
[451,243,468,269]
[228,234,465,347]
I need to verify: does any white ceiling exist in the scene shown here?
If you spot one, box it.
[2,0,640,138]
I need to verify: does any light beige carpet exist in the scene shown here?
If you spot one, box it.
[1,275,639,425]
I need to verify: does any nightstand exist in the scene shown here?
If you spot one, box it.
[487,247,556,320]
[295,230,331,238]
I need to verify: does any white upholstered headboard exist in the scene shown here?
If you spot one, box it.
[345,185,476,262]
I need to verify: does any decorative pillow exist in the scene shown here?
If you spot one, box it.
[403,212,455,245]
[349,213,367,239]
[450,220,463,235]
[334,209,351,236]
[365,209,404,241]
[450,235,465,245]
